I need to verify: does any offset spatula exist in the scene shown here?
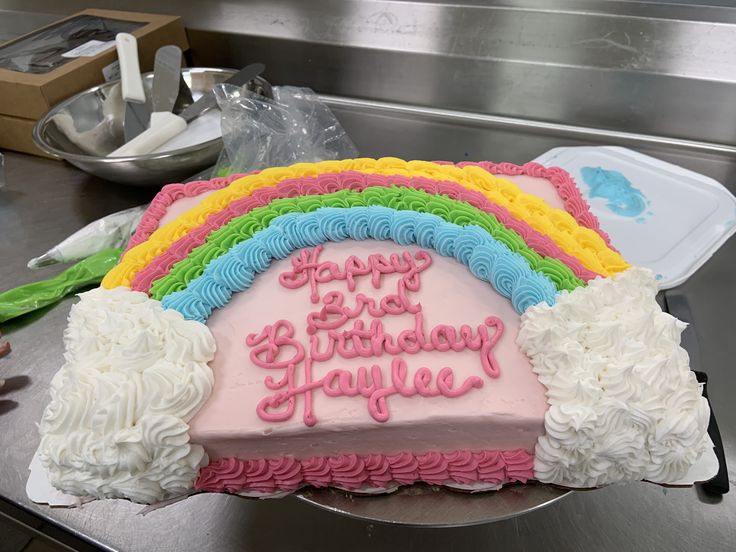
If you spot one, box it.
[116,33,150,142]
[150,45,184,133]
[151,45,182,114]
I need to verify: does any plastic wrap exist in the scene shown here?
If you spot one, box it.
[212,85,358,176]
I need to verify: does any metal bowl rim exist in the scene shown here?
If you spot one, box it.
[32,67,237,162]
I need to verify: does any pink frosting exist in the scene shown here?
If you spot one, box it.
[131,172,601,293]
[501,448,536,481]
[364,454,393,487]
[125,173,250,253]
[475,451,507,484]
[195,448,535,493]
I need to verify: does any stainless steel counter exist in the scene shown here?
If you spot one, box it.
[1,1,736,550]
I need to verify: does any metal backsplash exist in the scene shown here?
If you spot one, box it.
[3,0,736,155]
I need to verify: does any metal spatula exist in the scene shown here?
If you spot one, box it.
[151,45,182,114]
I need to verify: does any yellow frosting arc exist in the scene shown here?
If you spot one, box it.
[102,158,628,288]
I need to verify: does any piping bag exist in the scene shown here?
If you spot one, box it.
[27,205,145,269]
[0,206,143,323]
[0,248,122,324]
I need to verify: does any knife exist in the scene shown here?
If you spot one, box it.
[109,63,265,157]
[663,291,729,495]
[116,33,150,142]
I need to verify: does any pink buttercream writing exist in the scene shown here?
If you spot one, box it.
[249,247,504,425]
[279,245,432,304]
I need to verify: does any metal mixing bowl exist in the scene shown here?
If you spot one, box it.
[33,68,268,186]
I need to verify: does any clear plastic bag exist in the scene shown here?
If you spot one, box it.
[212,85,358,176]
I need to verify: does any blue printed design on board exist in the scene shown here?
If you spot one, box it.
[581,166,651,221]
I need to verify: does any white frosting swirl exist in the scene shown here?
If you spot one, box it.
[39,287,216,504]
[518,267,710,488]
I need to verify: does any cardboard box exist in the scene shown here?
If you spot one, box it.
[0,9,188,156]
[0,114,55,158]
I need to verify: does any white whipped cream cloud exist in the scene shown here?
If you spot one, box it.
[39,287,216,504]
[518,267,710,487]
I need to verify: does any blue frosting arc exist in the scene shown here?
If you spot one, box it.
[161,207,558,322]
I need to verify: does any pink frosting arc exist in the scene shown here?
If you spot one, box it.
[125,173,250,253]
[131,172,602,294]
[462,161,616,252]
[124,159,611,282]
[195,449,535,494]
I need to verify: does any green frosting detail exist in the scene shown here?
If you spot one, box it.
[149,187,584,300]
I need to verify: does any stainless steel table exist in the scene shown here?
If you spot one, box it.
[1,130,735,550]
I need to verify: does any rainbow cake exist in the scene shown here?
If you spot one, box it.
[38,158,710,503]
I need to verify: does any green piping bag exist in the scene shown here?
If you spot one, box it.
[0,248,122,323]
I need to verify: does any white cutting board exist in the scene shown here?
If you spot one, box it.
[534,146,736,289]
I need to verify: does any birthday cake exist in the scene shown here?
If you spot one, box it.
[38,158,711,503]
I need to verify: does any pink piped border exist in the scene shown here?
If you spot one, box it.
[469,161,615,251]
[195,449,534,495]
[125,161,613,256]
[131,172,601,292]
[125,173,249,253]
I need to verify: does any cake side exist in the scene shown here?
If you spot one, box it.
[196,449,536,495]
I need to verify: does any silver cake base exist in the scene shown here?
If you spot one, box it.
[295,482,571,527]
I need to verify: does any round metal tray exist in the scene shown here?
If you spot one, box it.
[295,483,571,527]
